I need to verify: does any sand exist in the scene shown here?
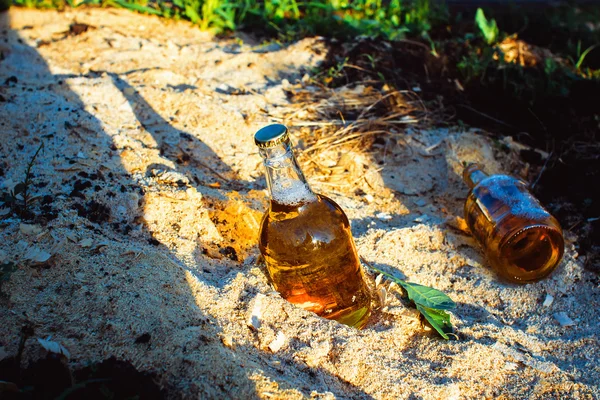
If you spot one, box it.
[0,8,598,399]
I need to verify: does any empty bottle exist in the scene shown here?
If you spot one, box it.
[463,163,564,283]
[255,124,372,328]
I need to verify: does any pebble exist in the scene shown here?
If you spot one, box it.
[414,198,427,207]
[376,212,392,221]
[414,214,430,223]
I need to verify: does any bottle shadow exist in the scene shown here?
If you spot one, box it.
[0,12,373,399]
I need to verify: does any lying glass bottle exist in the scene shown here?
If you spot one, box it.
[255,124,371,328]
[463,163,564,283]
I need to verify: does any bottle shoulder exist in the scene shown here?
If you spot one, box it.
[266,193,348,222]
[465,174,560,230]
[259,193,354,255]
[470,174,524,191]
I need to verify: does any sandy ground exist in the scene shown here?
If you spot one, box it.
[0,8,599,399]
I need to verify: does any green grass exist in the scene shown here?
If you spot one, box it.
[11,0,439,40]
[8,0,600,119]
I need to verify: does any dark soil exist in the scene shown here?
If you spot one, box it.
[316,33,600,273]
[0,354,164,399]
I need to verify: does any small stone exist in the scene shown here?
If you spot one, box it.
[376,212,392,221]
[221,334,234,348]
[135,333,151,344]
[414,214,430,223]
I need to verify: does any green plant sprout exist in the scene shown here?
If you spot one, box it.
[0,142,44,219]
[475,8,498,45]
[361,256,456,339]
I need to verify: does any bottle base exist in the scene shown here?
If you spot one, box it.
[327,305,371,329]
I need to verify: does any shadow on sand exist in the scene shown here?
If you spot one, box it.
[0,11,374,399]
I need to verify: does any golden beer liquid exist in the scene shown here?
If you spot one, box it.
[259,194,371,328]
[464,165,564,283]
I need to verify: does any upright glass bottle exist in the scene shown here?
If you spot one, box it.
[463,163,564,283]
[255,124,372,328]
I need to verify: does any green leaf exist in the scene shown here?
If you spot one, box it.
[185,4,201,24]
[576,44,599,71]
[360,256,456,339]
[416,304,454,340]
[397,280,456,310]
[110,0,163,16]
[475,8,498,45]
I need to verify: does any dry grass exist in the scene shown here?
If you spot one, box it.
[267,81,441,192]
[496,37,560,68]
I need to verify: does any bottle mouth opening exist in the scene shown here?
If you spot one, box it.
[500,225,564,280]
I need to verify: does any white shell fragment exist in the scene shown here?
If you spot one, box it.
[553,312,575,327]
[23,247,52,263]
[247,293,265,331]
[79,238,93,248]
[376,212,393,221]
[542,294,554,308]
[375,273,384,288]
[268,331,286,353]
[37,336,71,359]
[20,223,43,235]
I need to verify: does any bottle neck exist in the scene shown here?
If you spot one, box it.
[259,139,316,206]
[463,163,488,189]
